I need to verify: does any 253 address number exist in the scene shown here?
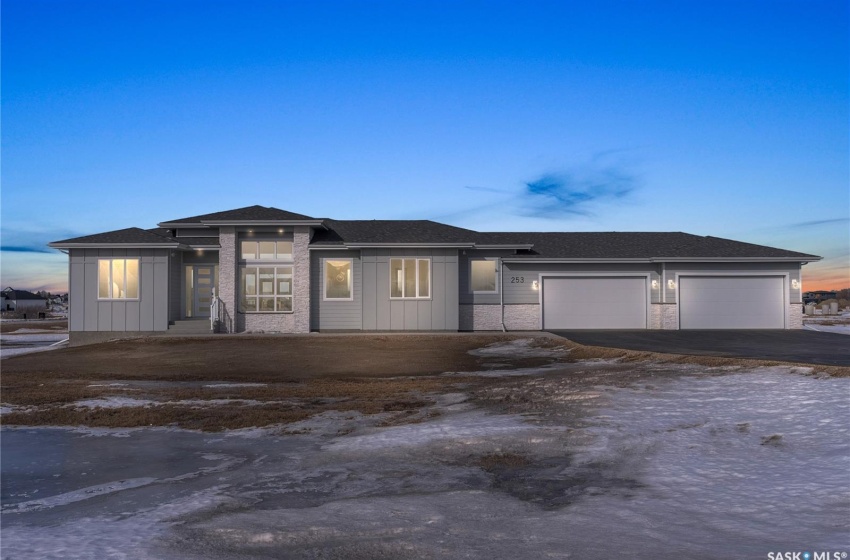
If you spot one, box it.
[510,276,525,284]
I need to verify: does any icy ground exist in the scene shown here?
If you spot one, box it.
[2,366,848,559]
[0,332,68,358]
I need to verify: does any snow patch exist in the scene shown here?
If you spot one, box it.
[468,338,566,358]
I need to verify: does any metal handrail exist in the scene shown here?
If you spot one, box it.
[210,287,220,332]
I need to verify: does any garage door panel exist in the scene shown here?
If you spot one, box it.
[543,277,647,329]
[679,276,784,329]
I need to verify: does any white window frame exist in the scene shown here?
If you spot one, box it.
[97,258,141,300]
[239,265,294,313]
[323,258,354,301]
[469,257,499,294]
[389,258,431,300]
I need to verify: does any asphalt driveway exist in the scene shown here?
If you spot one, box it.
[548,330,850,367]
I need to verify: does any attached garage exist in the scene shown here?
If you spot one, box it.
[542,276,648,329]
[678,276,785,329]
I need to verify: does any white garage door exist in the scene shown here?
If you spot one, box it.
[679,276,785,329]
[542,277,647,329]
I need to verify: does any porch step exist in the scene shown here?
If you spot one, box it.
[167,319,213,334]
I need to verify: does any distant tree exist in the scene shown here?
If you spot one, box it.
[837,288,850,300]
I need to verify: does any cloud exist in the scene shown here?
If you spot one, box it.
[0,245,54,253]
[519,167,637,218]
[785,218,849,229]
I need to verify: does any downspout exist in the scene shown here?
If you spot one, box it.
[661,262,666,304]
[499,257,506,332]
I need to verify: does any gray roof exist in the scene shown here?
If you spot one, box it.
[3,288,46,300]
[50,227,179,246]
[311,220,478,245]
[159,205,314,225]
[474,232,817,259]
[47,205,820,260]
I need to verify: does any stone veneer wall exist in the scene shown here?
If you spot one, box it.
[237,226,312,333]
[660,303,678,330]
[459,304,502,331]
[217,227,237,333]
[788,303,803,329]
[504,304,539,330]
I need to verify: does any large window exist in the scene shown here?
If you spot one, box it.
[98,259,140,299]
[324,259,353,300]
[240,266,293,312]
[390,258,430,299]
[470,259,498,293]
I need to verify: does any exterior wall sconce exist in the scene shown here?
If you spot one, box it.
[667,279,677,290]
[791,279,800,289]
[532,280,539,290]
[651,279,659,289]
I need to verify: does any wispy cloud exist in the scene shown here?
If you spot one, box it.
[0,245,54,254]
[463,185,512,194]
[519,167,637,218]
[785,217,849,229]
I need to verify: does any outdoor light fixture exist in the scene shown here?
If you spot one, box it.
[651,279,659,289]
[791,279,800,289]
[532,280,539,290]
[667,279,676,290]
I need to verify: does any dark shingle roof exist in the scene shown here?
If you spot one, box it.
[311,220,478,245]
[474,232,818,259]
[50,228,179,246]
[159,205,314,225]
[3,288,46,300]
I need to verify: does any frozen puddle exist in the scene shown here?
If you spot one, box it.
[1,367,848,559]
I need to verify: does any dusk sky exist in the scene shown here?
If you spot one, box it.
[2,0,848,292]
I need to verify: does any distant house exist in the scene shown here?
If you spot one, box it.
[2,287,48,312]
[803,290,837,304]
[49,205,822,344]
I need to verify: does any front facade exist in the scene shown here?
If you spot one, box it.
[49,205,820,343]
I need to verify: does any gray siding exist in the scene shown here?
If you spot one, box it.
[459,250,515,305]
[68,248,170,332]
[310,250,363,330]
[361,248,459,331]
[168,251,182,322]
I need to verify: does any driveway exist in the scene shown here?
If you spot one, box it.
[548,330,850,366]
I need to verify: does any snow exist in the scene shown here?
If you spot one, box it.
[804,324,850,335]
[203,383,267,388]
[2,366,847,559]
[0,333,69,358]
[467,337,567,358]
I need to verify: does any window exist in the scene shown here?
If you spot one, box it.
[98,259,140,299]
[324,259,353,300]
[470,259,498,293]
[390,258,430,299]
[240,240,293,261]
[240,266,293,312]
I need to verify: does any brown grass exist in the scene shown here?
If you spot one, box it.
[0,319,67,333]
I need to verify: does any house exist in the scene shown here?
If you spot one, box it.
[2,287,49,312]
[49,205,820,345]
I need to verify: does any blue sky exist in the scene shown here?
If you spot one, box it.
[2,0,848,291]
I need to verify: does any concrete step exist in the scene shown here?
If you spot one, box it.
[168,319,212,333]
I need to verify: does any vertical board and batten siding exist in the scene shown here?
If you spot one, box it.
[360,248,459,331]
[310,250,363,330]
[69,248,170,331]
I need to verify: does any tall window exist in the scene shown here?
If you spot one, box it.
[239,238,294,313]
[470,259,498,293]
[390,258,430,299]
[324,259,353,300]
[98,259,140,299]
[240,266,293,312]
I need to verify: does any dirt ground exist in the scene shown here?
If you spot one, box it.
[0,319,68,334]
[2,334,846,431]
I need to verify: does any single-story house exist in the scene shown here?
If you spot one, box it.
[2,287,49,312]
[49,205,820,345]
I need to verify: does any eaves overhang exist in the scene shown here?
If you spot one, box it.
[501,256,821,263]
[47,242,188,250]
[198,219,327,228]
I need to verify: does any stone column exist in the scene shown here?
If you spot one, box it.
[293,226,311,333]
[217,227,238,333]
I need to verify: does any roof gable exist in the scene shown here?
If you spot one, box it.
[159,205,315,225]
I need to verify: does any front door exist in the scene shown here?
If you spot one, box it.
[193,266,215,318]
